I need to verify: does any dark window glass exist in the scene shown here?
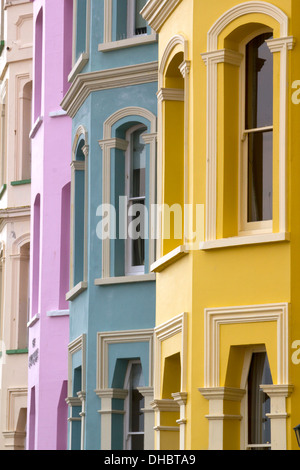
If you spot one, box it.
[135,0,147,35]
[129,127,146,268]
[246,33,273,129]
[245,33,273,223]
[248,352,272,450]
[127,363,144,450]
[248,130,273,222]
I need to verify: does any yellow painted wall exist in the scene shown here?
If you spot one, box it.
[153,0,300,451]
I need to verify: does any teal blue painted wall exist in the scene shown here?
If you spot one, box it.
[69,0,157,450]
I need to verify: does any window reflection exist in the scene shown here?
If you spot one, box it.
[245,33,273,223]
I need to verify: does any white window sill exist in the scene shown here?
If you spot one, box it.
[29,116,43,139]
[199,232,290,250]
[98,33,157,52]
[66,281,88,301]
[94,273,156,286]
[27,313,40,328]
[150,245,189,273]
[68,52,89,83]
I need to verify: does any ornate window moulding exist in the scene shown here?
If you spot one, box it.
[96,329,154,391]
[68,334,86,397]
[201,1,294,243]
[203,303,289,389]
[99,107,157,280]
[141,0,183,32]
[61,61,158,118]
[154,312,187,398]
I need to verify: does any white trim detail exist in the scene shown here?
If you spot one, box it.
[200,232,290,250]
[61,61,158,118]
[96,329,154,390]
[207,1,289,51]
[261,384,294,450]
[150,244,188,272]
[203,303,289,388]
[141,0,183,32]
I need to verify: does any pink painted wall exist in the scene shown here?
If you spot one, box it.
[27,0,72,450]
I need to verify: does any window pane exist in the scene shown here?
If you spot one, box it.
[248,352,272,448]
[246,33,273,129]
[135,0,147,35]
[131,434,144,450]
[131,128,146,198]
[248,131,273,222]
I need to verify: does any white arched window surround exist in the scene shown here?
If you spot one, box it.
[98,107,157,282]
[200,1,295,250]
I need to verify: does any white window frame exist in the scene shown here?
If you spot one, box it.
[99,0,157,53]
[200,2,294,249]
[239,28,274,236]
[125,124,147,276]
[123,359,145,450]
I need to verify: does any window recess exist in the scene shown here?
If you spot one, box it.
[241,33,274,232]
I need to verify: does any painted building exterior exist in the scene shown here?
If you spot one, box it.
[61,0,158,450]
[142,0,300,451]
[26,0,72,450]
[0,0,32,450]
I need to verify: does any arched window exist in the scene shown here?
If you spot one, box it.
[201,2,294,248]
[98,107,156,281]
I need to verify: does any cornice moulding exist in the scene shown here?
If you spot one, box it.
[141,0,183,32]
[61,61,159,118]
